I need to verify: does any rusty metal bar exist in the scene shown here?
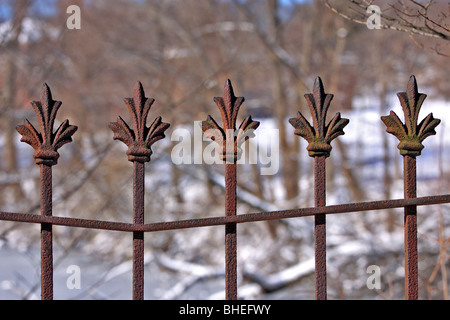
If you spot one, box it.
[314,156,326,300]
[225,162,237,300]
[2,194,448,233]
[40,164,53,300]
[133,161,145,300]
[0,211,136,231]
[202,79,259,300]
[381,75,440,300]
[16,83,78,300]
[290,77,349,300]
[109,81,169,300]
[404,155,418,299]
[9,77,447,301]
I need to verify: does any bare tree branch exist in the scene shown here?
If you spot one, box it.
[323,0,450,56]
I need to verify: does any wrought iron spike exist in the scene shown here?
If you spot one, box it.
[16,83,78,166]
[289,77,349,157]
[201,79,259,162]
[109,82,170,163]
[381,75,440,157]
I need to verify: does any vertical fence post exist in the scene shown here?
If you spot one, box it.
[381,75,440,300]
[314,155,326,299]
[290,77,349,300]
[16,83,78,300]
[224,161,237,300]
[132,161,145,300]
[202,80,259,300]
[40,164,53,300]
[403,155,418,299]
[110,82,169,300]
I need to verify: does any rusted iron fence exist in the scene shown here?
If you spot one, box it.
[0,75,448,300]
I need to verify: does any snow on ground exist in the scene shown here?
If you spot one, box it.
[0,17,60,44]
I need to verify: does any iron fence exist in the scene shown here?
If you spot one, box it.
[1,75,448,300]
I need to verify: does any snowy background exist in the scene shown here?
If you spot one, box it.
[0,0,448,300]
[1,94,448,300]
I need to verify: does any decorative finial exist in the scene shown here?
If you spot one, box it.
[381,75,440,157]
[289,77,349,157]
[109,82,170,162]
[16,83,78,166]
[201,79,259,162]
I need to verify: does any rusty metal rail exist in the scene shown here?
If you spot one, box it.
[1,194,449,232]
[3,75,447,300]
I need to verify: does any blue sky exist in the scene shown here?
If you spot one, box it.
[0,0,57,21]
[0,0,310,21]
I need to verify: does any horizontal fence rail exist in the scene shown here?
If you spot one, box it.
[1,194,449,232]
[1,75,448,300]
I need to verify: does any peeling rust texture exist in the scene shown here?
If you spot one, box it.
[404,155,418,300]
[40,164,53,300]
[133,161,145,300]
[314,156,327,300]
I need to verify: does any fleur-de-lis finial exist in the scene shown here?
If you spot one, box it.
[201,79,260,162]
[381,75,440,157]
[289,77,349,157]
[16,83,78,166]
[109,82,170,162]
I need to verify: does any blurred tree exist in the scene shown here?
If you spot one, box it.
[323,0,450,56]
[1,0,30,173]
